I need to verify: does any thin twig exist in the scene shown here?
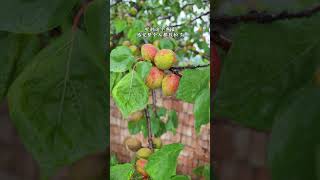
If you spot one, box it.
[72,1,92,31]
[144,107,153,150]
[213,4,320,25]
[170,64,210,71]
[169,11,210,27]
[151,90,158,118]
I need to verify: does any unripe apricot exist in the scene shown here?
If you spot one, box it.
[122,40,130,47]
[128,111,144,121]
[153,40,160,48]
[136,159,148,177]
[136,147,152,159]
[141,44,158,62]
[154,49,176,70]
[129,45,138,55]
[124,137,142,152]
[152,137,162,149]
[162,74,180,96]
[129,7,137,16]
[146,67,164,89]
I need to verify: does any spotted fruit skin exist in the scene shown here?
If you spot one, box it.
[141,44,158,62]
[146,67,164,89]
[152,137,162,149]
[154,49,176,70]
[162,74,180,96]
[124,137,142,152]
[136,159,148,177]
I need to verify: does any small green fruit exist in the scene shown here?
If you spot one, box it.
[152,137,162,149]
[136,159,148,177]
[153,40,160,48]
[146,67,164,89]
[141,44,158,62]
[162,74,180,96]
[129,45,138,55]
[122,40,131,47]
[124,137,142,152]
[129,7,137,16]
[128,111,144,121]
[136,147,152,159]
[154,49,177,70]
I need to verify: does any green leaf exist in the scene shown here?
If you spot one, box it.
[8,31,107,178]
[128,20,144,44]
[157,107,167,117]
[112,71,149,117]
[193,164,210,180]
[135,61,152,81]
[0,33,40,104]
[84,0,107,59]
[110,46,135,72]
[0,33,17,103]
[166,110,178,134]
[176,68,210,103]
[114,19,127,34]
[110,72,123,91]
[110,154,119,166]
[110,163,135,180]
[146,143,184,180]
[171,175,191,180]
[160,39,175,50]
[214,16,320,130]
[267,87,320,180]
[0,0,78,33]
[128,118,146,135]
[194,88,210,133]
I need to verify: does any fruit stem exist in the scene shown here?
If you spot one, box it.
[144,107,153,150]
[151,90,158,118]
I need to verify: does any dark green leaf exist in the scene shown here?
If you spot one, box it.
[8,31,107,178]
[160,39,175,50]
[128,20,144,44]
[215,16,320,130]
[0,0,78,33]
[84,0,107,59]
[114,19,127,34]
[171,175,191,180]
[268,87,320,180]
[193,164,210,180]
[166,110,178,134]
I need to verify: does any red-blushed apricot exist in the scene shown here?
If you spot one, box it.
[141,44,157,62]
[146,67,164,89]
[162,74,180,96]
[154,49,176,70]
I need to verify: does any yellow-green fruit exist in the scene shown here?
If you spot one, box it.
[153,40,160,48]
[136,148,152,159]
[136,159,148,177]
[129,45,138,55]
[141,44,158,62]
[152,137,162,149]
[122,40,130,47]
[128,111,144,121]
[154,49,177,70]
[129,7,137,16]
[125,137,142,152]
[198,27,203,33]
[162,74,180,96]
[146,67,164,89]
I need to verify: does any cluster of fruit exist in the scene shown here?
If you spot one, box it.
[141,43,180,96]
[124,137,162,179]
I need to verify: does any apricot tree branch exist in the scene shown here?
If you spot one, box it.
[151,90,158,118]
[169,11,210,27]
[144,107,153,150]
[72,1,93,31]
[213,4,320,25]
[170,64,210,71]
